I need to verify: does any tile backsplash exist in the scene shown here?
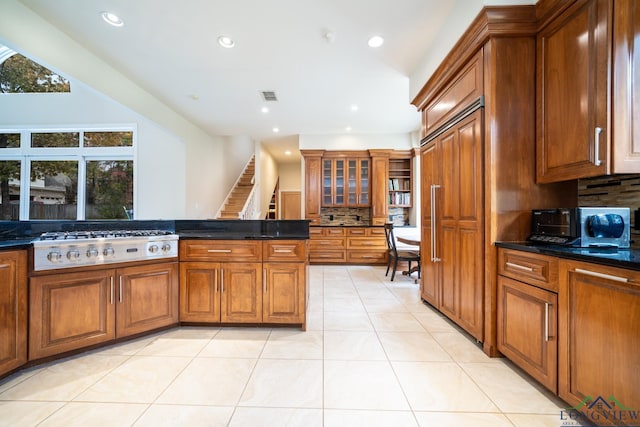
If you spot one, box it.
[320,207,370,226]
[578,174,640,248]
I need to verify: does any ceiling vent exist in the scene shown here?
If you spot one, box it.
[260,91,278,102]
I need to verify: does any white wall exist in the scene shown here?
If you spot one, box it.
[259,146,278,218]
[409,0,536,100]
[0,0,245,219]
[299,133,413,151]
[278,163,302,192]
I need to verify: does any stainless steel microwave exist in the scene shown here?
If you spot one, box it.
[528,207,631,248]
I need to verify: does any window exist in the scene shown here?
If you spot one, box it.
[0,128,134,220]
[0,45,71,93]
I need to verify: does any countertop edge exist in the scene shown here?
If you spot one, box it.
[495,241,640,271]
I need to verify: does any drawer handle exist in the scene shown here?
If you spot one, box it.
[506,262,534,272]
[208,249,232,253]
[274,249,293,253]
[574,268,629,283]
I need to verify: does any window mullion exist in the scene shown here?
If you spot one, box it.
[77,158,86,220]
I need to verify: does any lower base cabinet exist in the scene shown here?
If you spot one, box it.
[558,260,640,421]
[29,261,178,360]
[497,249,558,393]
[179,240,307,328]
[0,250,27,377]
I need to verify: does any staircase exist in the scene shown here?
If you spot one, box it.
[218,157,255,219]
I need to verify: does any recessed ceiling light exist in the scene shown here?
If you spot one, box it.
[272,127,280,133]
[101,11,124,27]
[351,104,359,112]
[217,35,235,48]
[261,106,269,113]
[284,150,292,156]
[367,35,384,48]
[346,126,352,132]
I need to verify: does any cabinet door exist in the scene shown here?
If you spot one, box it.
[221,263,262,323]
[559,261,640,413]
[29,269,115,360]
[613,0,640,172]
[358,159,370,206]
[180,262,220,322]
[116,262,179,338]
[263,263,305,324]
[303,154,322,224]
[420,143,439,306]
[537,0,611,182]
[0,251,27,376]
[497,276,557,393]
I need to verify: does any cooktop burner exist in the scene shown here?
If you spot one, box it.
[39,230,174,240]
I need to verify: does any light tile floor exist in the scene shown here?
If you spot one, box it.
[0,265,568,427]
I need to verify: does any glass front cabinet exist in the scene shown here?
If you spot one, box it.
[322,157,369,207]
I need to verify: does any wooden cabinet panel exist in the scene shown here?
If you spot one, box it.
[559,260,640,415]
[116,262,179,338]
[263,263,305,324]
[263,240,307,262]
[220,263,262,323]
[613,0,640,172]
[0,250,27,376]
[304,154,323,224]
[498,275,557,392]
[421,110,484,342]
[499,249,559,292]
[180,262,220,322]
[370,152,390,225]
[309,250,347,264]
[425,51,483,134]
[179,240,262,262]
[29,269,116,360]
[537,0,611,182]
[346,251,387,264]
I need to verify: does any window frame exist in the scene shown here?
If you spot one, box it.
[0,125,136,220]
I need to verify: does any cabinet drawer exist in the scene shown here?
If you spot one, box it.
[180,240,262,262]
[309,227,323,237]
[346,227,385,237]
[347,251,386,264]
[263,240,307,262]
[498,249,558,292]
[309,250,346,263]
[309,238,346,251]
[346,227,367,236]
[324,227,346,237]
[346,237,387,250]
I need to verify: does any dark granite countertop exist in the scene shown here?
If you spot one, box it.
[496,241,640,271]
[0,219,310,249]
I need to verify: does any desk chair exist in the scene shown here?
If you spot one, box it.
[384,223,420,281]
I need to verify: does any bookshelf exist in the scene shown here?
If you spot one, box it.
[388,154,412,226]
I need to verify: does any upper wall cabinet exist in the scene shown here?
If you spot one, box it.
[321,153,370,208]
[613,0,640,172]
[537,0,640,183]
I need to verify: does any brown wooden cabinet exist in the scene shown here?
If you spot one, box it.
[0,250,27,377]
[369,150,391,226]
[116,262,179,338]
[413,5,574,355]
[420,110,484,341]
[537,0,640,181]
[301,150,324,225]
[321,154,370,208]
[30,269,116,360]
[558,260,640,417]
[309,227,386,265]
[536,0,611,183]
[497,249,558,393]
[613,0,640,172]
[308,227,346,263]
[262,240,307,326]
[179,239,307,328]
[29,261,179,360]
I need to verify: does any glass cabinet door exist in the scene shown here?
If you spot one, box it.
[322,160,332,205]
[334,160,344,205]
[359,159,369,205]
[347,160,357,204]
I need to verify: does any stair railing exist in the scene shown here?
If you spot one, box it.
[239,184,259,219]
